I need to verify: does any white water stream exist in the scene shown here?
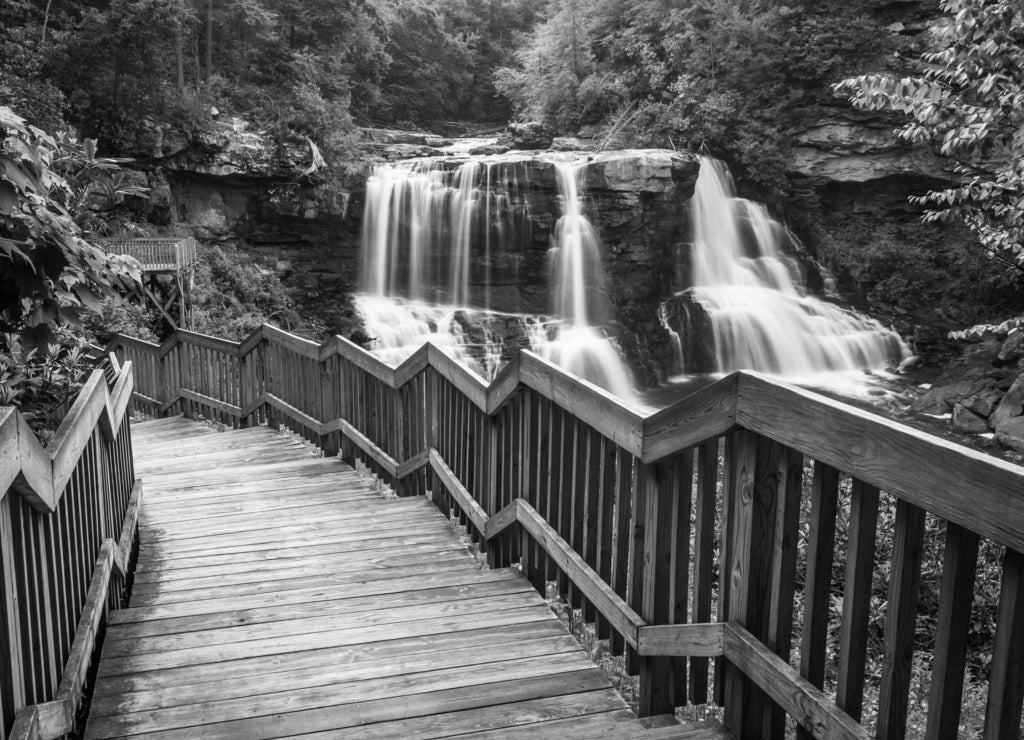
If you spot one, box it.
[681,157,910,377]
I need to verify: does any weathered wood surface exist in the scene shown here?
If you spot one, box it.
[85,417,726,740]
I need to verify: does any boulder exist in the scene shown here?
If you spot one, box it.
[500,122,554,150]
[997,329,1024,364]
[958,387,1003,419]
[990,375,1024,429]
[910,379,990,414]
[468,144,511,156]
[952,403,990,434]
[994,416,1024,454]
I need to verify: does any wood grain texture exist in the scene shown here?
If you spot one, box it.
[82,419,723,740]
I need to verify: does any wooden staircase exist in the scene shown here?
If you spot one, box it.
[84,416,729,739]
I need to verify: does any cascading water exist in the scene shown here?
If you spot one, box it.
[674,157,909,376]
[356,158,535,379]
[531,163,635,399]
[356,155,636,397]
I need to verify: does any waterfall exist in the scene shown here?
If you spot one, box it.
[356,156,635,397]
[680,157,910,375]
[531,163,635,399]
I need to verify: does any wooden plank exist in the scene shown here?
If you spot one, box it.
[430,450,489,535]
[636,623,725,657]
[924,522,978,740]
[95,621,567,696]
[88,652,601,737]
[876,499,926,740]
[516,501,644,648]
[288,692,631,740]
[101,592,545,658]
[797,461,840,740]
[723,624,869,740]
[984,547,1024,740]
[638,460,675,716]
[88,669,612,740]
[519,352,644,458]
[837,480,880,722]
[722,429,758,736]
[93,634,587,717]
[765,445,803,739]
[736,372,1024,554]
[641,373,738,461]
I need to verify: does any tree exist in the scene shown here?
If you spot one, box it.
[835,0,1024,282]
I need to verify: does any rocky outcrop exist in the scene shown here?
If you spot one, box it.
[497,121,555,150]
[910,327,1024,454]
[790,110,951,183]
[368,149,700,385]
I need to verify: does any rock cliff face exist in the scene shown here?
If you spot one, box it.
[358,149,699,386]
[144,123,698,384]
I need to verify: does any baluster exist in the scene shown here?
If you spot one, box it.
[0,495,25,732]
[877,499,926,739]
[924,522,979,739]
[595,434,616,641]
[609,446,632,657]
[668,449,694,710]
[797,461,840,740]
[722,431,780,739]
[837,480,880,722]
[637,459,673,716]
[690,438,718,705]
[764,446,803,738]
[983,547,1024,739]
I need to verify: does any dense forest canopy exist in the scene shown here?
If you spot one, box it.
[1,0,1022,334]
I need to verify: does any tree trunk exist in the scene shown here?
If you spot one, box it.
[176,23,185,87]
[206,0,214,82]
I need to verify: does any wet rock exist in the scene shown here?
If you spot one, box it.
[910,379,990,414]
[994,416,1024,453]
[997,330,1024,364]
[468,144,510,156]
[499,121,554,150]
[952,404,991,434]
[958,388,1003,419]
[551,137,591,152]
[990,375,1024,430]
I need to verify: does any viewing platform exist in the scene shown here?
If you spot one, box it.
[93,237,197,274]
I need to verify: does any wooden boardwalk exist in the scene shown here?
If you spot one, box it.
[84,417,727,739]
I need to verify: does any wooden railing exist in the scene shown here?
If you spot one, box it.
[0,356,141,740]
[93,237,197,272]
[108,325,1024,740]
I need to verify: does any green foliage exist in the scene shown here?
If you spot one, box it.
[187,244,309,341]
[498,0,889,191]
[0,107,140,347]
[0,332,91,440]
[84,297,160,345]
[835,0,1024,282]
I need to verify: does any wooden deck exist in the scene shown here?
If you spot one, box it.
[84,417,727,739]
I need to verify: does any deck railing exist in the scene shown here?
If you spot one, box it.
[93,237,197,272]
[1,356,141,740]
[109,325,1024,740]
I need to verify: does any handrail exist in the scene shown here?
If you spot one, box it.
[1,358,141,739]
[107,325,1024,740]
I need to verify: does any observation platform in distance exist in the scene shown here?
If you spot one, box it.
[94,237,197,330]
[83,416,728,739]
[94,237,197,274]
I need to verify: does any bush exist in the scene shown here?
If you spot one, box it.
[0,332,91,441]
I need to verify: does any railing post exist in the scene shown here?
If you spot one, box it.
[177,336,192,419]
[723,430,783,739]
[636,458,685,717]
